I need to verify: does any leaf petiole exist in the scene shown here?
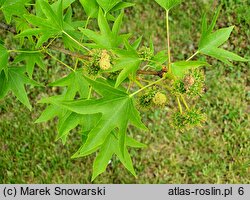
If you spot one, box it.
[166,9,171,71]
[45,50,74,71]
[62,31,91,52]
[129,77,165,97]
[186,51,199,61]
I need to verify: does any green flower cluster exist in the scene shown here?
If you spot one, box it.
[138,46,153,60]
[86,49,113,76]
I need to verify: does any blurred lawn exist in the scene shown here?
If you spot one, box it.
[0,0,249,183]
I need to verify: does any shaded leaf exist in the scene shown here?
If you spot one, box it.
[14,52,45,78]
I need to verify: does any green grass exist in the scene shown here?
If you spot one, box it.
[0,0,249,183]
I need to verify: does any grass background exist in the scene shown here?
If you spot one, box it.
[0,0,249,183]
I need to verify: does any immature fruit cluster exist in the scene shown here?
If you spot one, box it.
[172,69,205,97]
[139,90,156,108]
[171,108,205,130]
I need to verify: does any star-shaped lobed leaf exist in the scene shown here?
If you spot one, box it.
[198,7,248,65]
[80,9,128,49]
[41,77,147,159]
[0,67,40,110]
[14,52,45,78]
[92,131,146,181]
[0,0,30,24]
[36,70,90,142]
[17,0,82,50]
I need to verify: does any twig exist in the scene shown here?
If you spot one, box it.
[49,46,91,60]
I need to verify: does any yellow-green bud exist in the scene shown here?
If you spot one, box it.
[152,92,167,106]
[99,50,111,70]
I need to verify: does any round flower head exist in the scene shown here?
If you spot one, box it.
[152,92,167,106]
[100,50,111,70]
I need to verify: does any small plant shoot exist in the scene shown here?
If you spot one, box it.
[0,0,248,181]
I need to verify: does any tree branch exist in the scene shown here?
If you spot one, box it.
[49,45,91,60]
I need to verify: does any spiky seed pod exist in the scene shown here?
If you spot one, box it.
[185,108,206,127]
[171,108,206,130]
[183,75,195,91]
[152,92,167,106]
[100,50,111,70]
[171,112,187,129]
[186,69,205,97]
[86,49,101,75]
[171,80,186,96]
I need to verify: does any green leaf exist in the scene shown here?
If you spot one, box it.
[110,2,135,12]
[126,136,147,148]
[131,36,142,50]
[0,44,8,74]
[44,78,146,158]
[201,48,248,65]
[206,5,221,35]
[79,10,126,49]
[35,104,62,123]
[198,18,247,64]
[14,52,45,78]
[154,0,182,10]
[112,11,124,36]
[97,0,121,14]
[80,0,99,18]
[0,70,9,99]
[39,0,63,29]
[199,26,234,52]
[17,0,78,49]
[51,0,75,11]
[7,67,40,110]
[171,61,210,78]
[92,132,138,181]
[98,8,112,36]
[0,0,30,23]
